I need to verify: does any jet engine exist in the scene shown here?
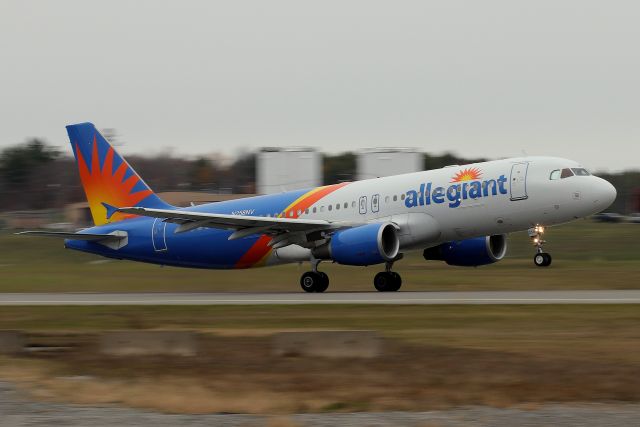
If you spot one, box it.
[423,234,507,266]
[313,222,400,266]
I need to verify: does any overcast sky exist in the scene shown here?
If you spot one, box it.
[1,1,638,171]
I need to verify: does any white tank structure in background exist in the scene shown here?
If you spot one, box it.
[257,147,322,195]
[356,148,423,181]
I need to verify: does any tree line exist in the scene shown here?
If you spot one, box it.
[0,139,637,213]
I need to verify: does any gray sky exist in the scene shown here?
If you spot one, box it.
[1,1,638,171]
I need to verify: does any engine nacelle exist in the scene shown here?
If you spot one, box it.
[423,234,507,266]
[313,222,400,266]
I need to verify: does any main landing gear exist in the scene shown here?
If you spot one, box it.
[374,261,402,292]
[529,225,552,267]
[300,259,404,293]
[300,260,329,293]
[300,271,329,292]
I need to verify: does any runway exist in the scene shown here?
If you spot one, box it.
[0,290,640,305]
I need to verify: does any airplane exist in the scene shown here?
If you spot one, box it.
[19,122,617,292]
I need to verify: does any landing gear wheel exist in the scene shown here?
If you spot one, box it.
[389,272,402,291]
[300,271,329,293]
[374,272,390,292]
[316,272,329,293]
[529,225,552,267]
[533,252,552,267]
[300,271,319,292]
[374,272,402,292]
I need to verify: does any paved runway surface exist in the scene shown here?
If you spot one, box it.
[1,290,640,305]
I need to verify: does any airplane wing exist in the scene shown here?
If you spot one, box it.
[117,207,354,247]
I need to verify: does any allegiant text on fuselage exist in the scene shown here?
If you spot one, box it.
[405,175,508,209]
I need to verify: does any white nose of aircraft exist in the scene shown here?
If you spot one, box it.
[593,177,617,212]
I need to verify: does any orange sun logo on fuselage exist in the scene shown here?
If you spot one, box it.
[451,167,482,183]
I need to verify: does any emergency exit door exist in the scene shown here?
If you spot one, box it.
[510,162,528,201]
[152,218,168,251]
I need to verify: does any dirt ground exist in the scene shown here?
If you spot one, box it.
[2,333,640,415]
[2,304,640,415]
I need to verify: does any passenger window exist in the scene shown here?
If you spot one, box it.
[351,201,356,208]
[549,170,561,180]
[385,196,389,203]
[393,195,397,201]
[560,168,574,179]
[336,203,340,210]
[344,202,348,209]
[320,206,325,212]
[313,207,317,213]
[328,205,332,211]
[571,168,590,176]
[401,194,405,200]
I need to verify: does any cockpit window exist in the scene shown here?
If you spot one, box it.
[571,168,590,176]
[554,168,589,179]
[560,168,574,179]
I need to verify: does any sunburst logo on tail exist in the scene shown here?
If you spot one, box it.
[75,135,153,225]
[451,167,482,182]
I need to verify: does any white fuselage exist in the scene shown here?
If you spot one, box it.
[271,156,616,261]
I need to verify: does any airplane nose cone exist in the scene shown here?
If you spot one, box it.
[593,178,617,212]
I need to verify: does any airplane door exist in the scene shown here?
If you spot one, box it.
[152,218,168,251]
[510,162,529,201]
[359,196,367,214]
[371,194,380,213]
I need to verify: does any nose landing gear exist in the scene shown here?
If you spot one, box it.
[529,225,552,267]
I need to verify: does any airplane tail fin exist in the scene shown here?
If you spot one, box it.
[66,122,173,226]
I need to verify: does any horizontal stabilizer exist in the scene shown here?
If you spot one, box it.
[17,231,128,249]
[17,231,118,240]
